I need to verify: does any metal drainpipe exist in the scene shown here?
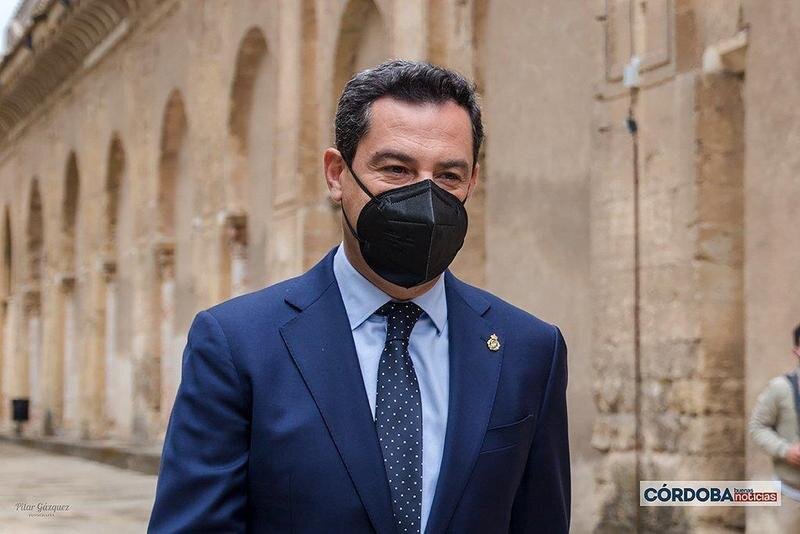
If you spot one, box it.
[626,86,642,532]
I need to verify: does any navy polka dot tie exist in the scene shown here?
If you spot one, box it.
[375,300,424,534]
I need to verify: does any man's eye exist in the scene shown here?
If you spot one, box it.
[386,166,408,175]
[440,173,461,181]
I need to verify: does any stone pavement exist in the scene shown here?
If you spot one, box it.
[0,442,157,533]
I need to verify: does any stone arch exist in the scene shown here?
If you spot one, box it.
[154,89,189,434]
[157,90,187,240]
[223,26,276,298]
[298,0,327,269]
[299,0,319,200]
[62,153,79,269]
[57,152,80,434]
[332,0,389,106]
[444,0,489,286]
[221,27,271,300]
[228,27,268,211]
[98,134,130,436]
[27,179,44,286]
[307,0,390,264]
[104,136,126,255]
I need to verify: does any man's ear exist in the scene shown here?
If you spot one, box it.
[324,148,346,204]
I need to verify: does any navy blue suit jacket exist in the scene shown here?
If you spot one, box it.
[148,245,570,533]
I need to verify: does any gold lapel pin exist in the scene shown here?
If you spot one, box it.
[487,333,500,352]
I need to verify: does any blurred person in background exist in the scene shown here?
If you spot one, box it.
[749,323,800,532]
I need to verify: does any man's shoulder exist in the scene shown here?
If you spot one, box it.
[448,274,559,344]
[203,273,307,329]
[204,247,336,329]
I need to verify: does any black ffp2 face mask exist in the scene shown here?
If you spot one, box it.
[341,162,469,288]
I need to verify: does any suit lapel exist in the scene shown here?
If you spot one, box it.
[424,271,504,534]
[279,247,397,534]
[278,249,503,534]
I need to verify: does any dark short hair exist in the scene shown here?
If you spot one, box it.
[334,60,484,169]
[794,324,800,347]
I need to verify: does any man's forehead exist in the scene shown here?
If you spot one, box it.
[369,96,471,129]
[361,97,473,156]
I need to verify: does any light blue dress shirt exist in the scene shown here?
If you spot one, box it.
[332,243,449,534]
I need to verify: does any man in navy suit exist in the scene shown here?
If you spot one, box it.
[149,60,570,533]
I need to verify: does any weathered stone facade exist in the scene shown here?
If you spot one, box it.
[0,0,797,532]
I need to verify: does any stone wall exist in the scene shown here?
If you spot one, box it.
[591,1,749,532]
[478,1,598,530]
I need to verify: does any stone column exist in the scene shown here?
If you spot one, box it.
[268,0,304,283]
[427,0,485,287]
[131,239,163,444]
[155,242,176,437]
[22,288,42,435]
[391,0,426,60]
[61,276,80,436]
[83,260,107,440]
[43,274,69,436]
[0,298,7,427]
[220,212,249,299]
[102,259,118,435]
[3,295,20,434]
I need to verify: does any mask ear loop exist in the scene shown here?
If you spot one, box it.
[340,160,376,243]
[345,160,377,201]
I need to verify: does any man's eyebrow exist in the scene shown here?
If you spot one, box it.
[367,150,417,167]
[367,151,470,173]
[437,159,470,173]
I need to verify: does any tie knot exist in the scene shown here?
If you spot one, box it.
[377,300,423,342]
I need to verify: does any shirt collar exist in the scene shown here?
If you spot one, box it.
[332,242,447,333]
